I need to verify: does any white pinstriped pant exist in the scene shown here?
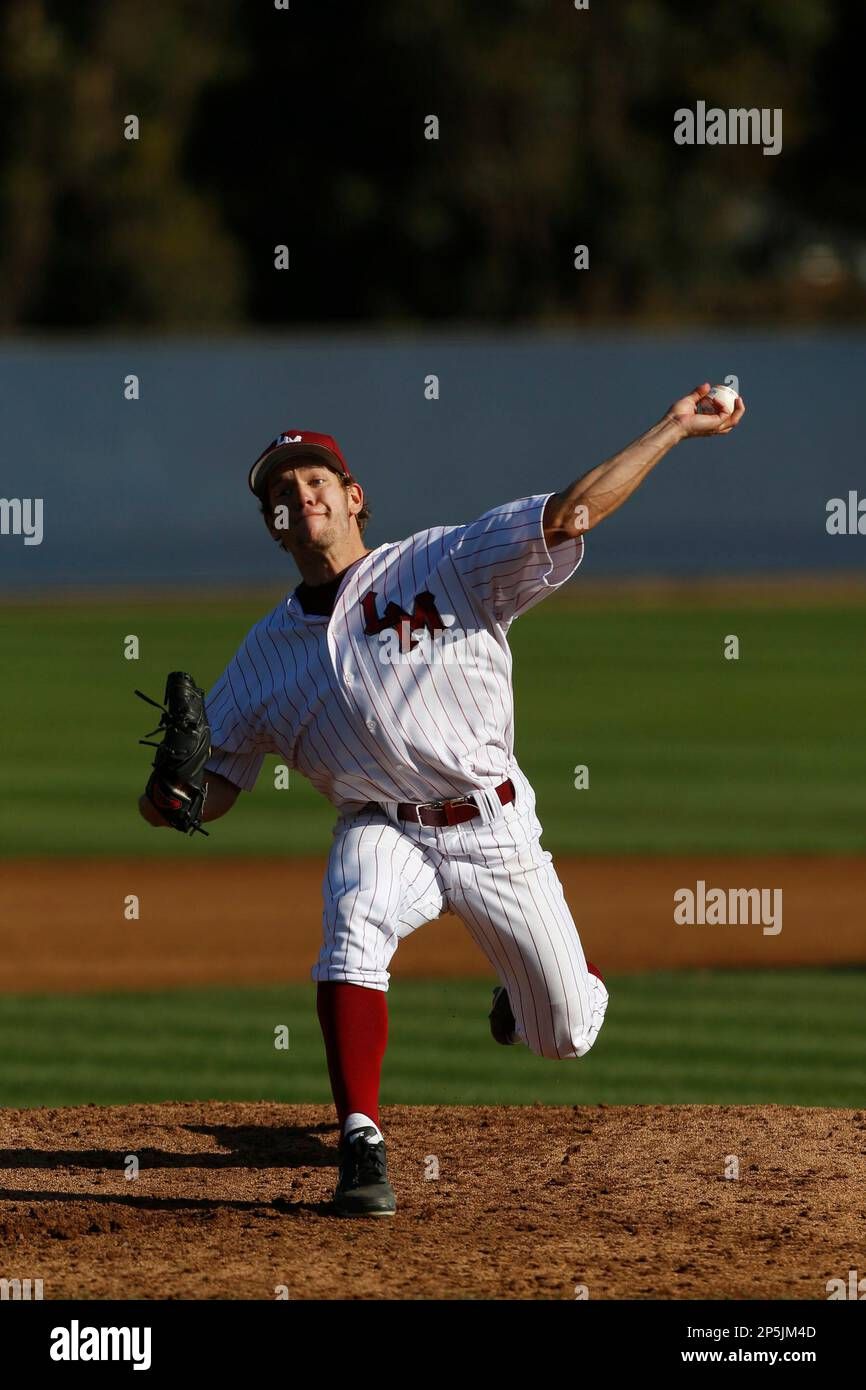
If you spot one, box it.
[312,767,608,1061]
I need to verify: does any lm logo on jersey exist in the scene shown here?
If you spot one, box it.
[361,589,446,654]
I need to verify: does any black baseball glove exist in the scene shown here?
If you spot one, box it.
[136,671,212,835]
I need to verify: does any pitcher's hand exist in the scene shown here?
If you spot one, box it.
[665,383,746,439]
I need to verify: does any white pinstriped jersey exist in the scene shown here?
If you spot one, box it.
[204,493,583,809]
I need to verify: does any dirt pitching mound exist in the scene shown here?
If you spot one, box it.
[1,1102,863,1300]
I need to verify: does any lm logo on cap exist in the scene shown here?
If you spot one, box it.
[277,434,303,445]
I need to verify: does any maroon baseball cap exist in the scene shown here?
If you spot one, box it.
[248,430,353,498]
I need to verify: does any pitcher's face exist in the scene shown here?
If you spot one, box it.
[266,462,359,556]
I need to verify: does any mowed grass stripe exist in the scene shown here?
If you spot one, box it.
[0,972,863,1109]
[0,601,864,855]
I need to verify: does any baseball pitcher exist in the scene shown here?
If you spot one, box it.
[138,383,745,1216]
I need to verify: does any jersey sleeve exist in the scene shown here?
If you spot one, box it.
[447,493,584,624]
[204,637,270,792]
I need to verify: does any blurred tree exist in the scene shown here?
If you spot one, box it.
[0,0,861,328]
[0,0,245,326]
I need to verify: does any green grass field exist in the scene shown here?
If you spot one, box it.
[1,971,863,1109]
[1,597,864,856]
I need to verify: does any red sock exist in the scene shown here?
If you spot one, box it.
[316,982,388,1130]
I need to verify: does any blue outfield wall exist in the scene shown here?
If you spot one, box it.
[1,331,863,590]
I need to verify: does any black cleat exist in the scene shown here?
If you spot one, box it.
[489,986,518,1045]
[333,1126,396,1217]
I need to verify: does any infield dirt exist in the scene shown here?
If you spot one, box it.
[1,1101,863,1299]
[3,855,865,992]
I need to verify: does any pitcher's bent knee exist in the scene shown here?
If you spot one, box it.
[311,957,390,991]
[531,979,609,1060]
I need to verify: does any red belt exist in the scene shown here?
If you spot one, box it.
[396,778,515,827]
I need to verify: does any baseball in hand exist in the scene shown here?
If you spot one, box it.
[698,384,738,416]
